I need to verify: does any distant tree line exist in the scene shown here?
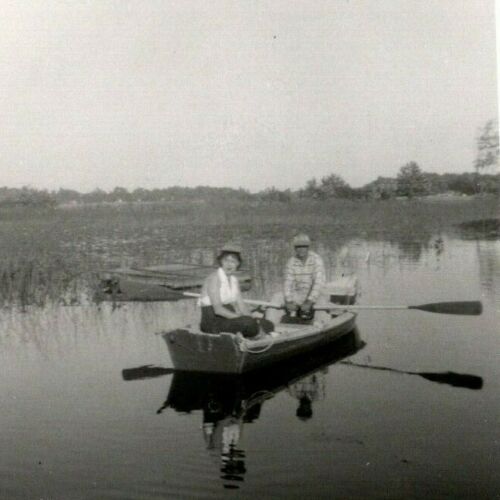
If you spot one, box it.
[1,120,497,207]
[1,169,497,208]
[0,187,57,208]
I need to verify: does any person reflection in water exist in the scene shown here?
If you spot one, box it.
[201,392,263,489]
[203,416,246,489]
[287,369,327,421]
[295,396,313,421]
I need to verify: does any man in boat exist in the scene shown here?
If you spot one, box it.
[199,243,274,338]
[266,234,330,324]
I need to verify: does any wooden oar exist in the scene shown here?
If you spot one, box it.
[181,292,482,316]
[340,361,483,390]
[317,301,483,316]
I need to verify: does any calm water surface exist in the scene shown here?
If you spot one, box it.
[0,238,499,499]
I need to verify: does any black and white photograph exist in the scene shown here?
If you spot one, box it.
[0,1,498,498]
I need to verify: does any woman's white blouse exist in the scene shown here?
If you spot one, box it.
[198,268,239,306]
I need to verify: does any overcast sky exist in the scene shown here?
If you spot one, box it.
[0,0,497,192]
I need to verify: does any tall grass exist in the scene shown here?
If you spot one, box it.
[0,196,497,308]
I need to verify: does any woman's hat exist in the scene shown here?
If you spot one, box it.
[217,243,243,260]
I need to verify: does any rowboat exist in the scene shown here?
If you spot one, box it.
[161,275,358,374]
[95,263,252,302]
[162,310,357,374]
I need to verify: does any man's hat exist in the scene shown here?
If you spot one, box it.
[292,234,311,247]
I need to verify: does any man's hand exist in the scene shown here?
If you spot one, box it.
[285,301,298,313]
[300,300,314,313]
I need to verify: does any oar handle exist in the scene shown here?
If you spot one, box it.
[182,291,283,309]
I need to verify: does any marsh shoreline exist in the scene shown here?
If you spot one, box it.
[0,195,497,308]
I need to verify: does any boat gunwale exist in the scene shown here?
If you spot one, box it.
[162,311,356,351]
[239,311,356,348]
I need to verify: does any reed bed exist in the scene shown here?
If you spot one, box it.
[0,196,497,309]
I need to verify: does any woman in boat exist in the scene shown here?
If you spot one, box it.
[199,244,274,338]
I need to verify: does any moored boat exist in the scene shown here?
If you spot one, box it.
[162,311,357,374]
[95,263,252,302]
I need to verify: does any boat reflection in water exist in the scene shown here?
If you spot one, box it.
[122,327,482,491]
[157,330,365,490]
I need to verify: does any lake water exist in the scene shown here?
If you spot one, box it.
[0,237,498,499]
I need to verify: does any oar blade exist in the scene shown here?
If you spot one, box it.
[122,365,175,381]
[419,371,484,390]
[409,301,483,316]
